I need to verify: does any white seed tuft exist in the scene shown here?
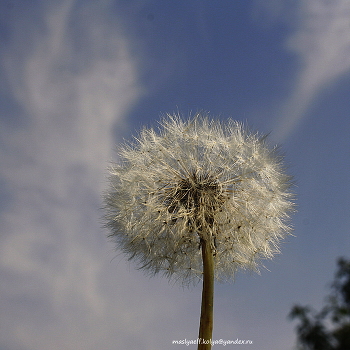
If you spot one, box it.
[103,113,295,284]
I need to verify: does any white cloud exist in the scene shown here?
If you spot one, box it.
[270,0,350,141]
[0,1,159,349]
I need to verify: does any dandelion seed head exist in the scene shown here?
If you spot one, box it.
[103,113,295,285]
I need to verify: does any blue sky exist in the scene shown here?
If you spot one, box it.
[1,1,350,349]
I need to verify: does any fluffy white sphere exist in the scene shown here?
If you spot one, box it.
[104,114,294,284]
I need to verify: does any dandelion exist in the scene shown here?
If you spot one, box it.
[103,113,294,349]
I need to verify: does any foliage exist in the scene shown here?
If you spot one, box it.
[290,258,350,350]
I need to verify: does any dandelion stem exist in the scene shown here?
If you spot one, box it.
[198,236,214,350]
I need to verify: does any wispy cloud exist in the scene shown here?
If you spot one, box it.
[0,1,149,348]
[271,0,350,141]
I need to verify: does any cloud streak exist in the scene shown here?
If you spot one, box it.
[0,1,146,349]
[273,0,350,141]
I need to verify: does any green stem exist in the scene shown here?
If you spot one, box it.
[198,238,214,350]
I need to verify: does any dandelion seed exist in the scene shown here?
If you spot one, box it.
[104,113,294,281]
[103,112,295,349]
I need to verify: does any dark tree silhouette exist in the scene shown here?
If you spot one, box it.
[289,258,350,350]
